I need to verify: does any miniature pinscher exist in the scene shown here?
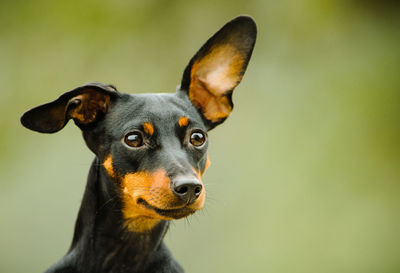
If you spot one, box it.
[21,15,257,273]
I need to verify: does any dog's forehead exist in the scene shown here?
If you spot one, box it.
[106,92,204,132]
[130,92,188,114]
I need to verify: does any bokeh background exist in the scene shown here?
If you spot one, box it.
[1,0,400,272]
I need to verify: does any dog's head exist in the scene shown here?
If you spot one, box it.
[21,16,257,232]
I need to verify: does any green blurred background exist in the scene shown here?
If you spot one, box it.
[1,0,400,272]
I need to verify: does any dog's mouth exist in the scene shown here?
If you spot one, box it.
[137,198,196,219]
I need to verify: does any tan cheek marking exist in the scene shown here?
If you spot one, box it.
[121,171,161,232]
[201,154,211,175]
[150,169,171,192]
[143,122,154,136]
[178,116,189,127]
[120,169,175,233]
[103,155,115,178]
[120,168,207,233]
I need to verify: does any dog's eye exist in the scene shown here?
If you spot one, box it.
[190,131,206,147]
[124,132,143,148]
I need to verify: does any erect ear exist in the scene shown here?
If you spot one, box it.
[20,82,120,133]
[180,15,257,129]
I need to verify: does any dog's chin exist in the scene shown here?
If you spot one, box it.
[137,198,198,219]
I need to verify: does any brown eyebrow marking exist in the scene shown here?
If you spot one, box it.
[143,122,154,136]
[178,116,189,127]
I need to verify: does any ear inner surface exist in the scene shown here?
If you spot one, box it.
[20,83,119,133]
[181,15,257,127]
[68,91,110,125]
[188,44,245,122]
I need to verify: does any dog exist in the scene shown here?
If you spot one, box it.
[21,15,257,273]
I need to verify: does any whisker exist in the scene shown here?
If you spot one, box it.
[97,196,118,214]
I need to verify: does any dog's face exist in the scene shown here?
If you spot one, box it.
[21,16,256,232]
[98,92,210,231]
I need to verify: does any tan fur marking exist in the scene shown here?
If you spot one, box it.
[68,90,110,124]
[143,122,154,136]
[178,116,189,127]
[103,155,115,178]
[121,171,162,232]
[192,169,206,210]
[189,44,245,122]
[121,169,206,232]
[202,155,211,175]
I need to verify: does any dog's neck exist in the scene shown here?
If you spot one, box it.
[67,157,170,272]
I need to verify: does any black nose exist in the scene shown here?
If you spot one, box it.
[172,177,202,204]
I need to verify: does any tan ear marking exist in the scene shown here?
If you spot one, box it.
[68,91,110,124]
[181,16,257,128]
[189,45,246,123]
